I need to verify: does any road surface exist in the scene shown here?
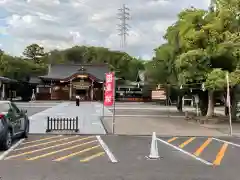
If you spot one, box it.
[0,102,239,180]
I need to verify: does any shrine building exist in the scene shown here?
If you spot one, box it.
[34,63,109,101]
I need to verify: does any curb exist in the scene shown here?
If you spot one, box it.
[100,116,110,134]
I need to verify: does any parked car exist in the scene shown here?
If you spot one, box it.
[0,101,29,150]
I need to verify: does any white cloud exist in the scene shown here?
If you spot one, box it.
[0,0,210,58]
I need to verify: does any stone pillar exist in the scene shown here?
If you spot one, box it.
[1,83,5,100]
[91,86,93,101]
[91,80,94,101]
[50,81,53,100]
[31,89,36,101]
[69,80,72,100]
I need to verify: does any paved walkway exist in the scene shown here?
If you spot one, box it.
[102,103,226,136]
[200,123,240,137]
[102,116,226,136]
[29,102,106,134]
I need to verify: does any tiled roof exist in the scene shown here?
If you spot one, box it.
[0,76,17,83]
[39,63,109,81]
[29,77,42,84]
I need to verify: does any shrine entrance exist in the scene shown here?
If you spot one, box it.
[72,78,90,101]
[75,89,88,100]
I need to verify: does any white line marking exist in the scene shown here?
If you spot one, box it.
[107,107,196,110]
[104,115,184,118]
[96,136,118,163]
[156,137,213,166]
[212,138,240,147]
[0,138,25,160]
[19,105,53,108]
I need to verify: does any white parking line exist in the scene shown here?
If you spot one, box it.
[18,106,54,108]
[0,139,25,160]
[96,136,118,163]
[107,115,183,118]
[156,137,213,166]
[212,138,240,147]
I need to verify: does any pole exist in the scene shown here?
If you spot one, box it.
[112,72,116,134]
[102,82,105,117]
[167,85,170,117]
[196,104,199,116]
[226,72,233,136]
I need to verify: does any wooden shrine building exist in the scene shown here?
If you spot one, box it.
[35,64,108,101]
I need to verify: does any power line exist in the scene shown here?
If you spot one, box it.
[117,4,130,49]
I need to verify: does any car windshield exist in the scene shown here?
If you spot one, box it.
[0,103,10,112]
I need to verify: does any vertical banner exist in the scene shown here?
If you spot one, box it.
[104,72,115,106]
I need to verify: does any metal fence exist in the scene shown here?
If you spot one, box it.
[46,116,79,132]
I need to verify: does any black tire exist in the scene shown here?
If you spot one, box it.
[1,130,12,151]
[22,120,29,138]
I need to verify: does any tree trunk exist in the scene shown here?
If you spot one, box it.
[177,95,183,112]
[206,90,214,117]
[199,91,208,116]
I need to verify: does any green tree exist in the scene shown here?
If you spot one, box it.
[23,44,45,64]
[148,0,240,117]
[0,50,46,80]
[175,2,240,117]
[60,46,144,81]
[0,49,3,57]
[146,44,178,84]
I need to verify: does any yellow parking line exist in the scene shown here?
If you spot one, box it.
[15,136,78,151]
[194,138,212,156]
[167,137,178,143]
[5,136,94,160]
[80,152,105,162]
[27,140,97,161]
[22,136,63,145]
[53,145,101,161]
[213,143,228,166]
[179,137,196,148]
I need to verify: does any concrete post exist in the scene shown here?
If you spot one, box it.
[1,83,5,100]
[69,80,72,100]
[91,83,94,101]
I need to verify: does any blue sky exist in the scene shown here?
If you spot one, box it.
[0,0,210,59]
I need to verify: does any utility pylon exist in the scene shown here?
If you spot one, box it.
[117,4,130,50]
[209,0,216,12]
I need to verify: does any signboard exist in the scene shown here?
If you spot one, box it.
[73,85,89,89]
[37,84,51,88]
[151,90,166,100]
[234,85,240,120]
[72,81,90,89]
[236,102,240,119]
[104,72,114,106]
[77,75,88,78]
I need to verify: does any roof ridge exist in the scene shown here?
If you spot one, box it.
[51,63,108,66]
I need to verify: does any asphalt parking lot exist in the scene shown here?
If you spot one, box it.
[0,134,240,180]
[156,136,240,166]
[3,134,239,168]
[101,135,240,166]
[0,102,240,179]
[4,135,107,163]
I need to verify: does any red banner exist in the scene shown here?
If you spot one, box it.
[104,72,114,106]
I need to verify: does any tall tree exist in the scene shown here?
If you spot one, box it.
[147,0,240,117]
[175,2,240,117]
[23,44,45,64]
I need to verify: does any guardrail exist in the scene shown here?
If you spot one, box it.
[46,116,79,133]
